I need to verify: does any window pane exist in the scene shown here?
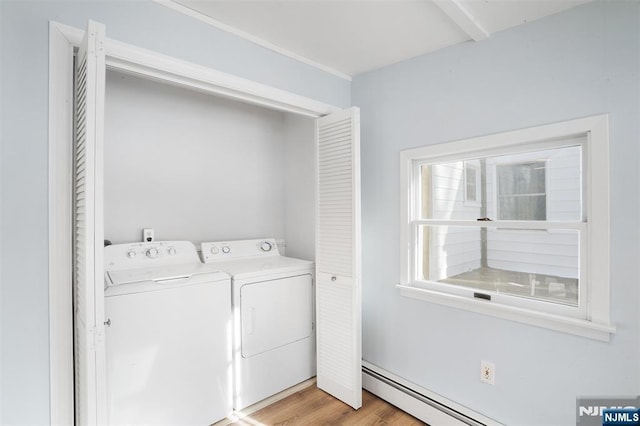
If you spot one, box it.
[497,161,546,220]
[419,225,580,306]
[465,164,477,202]
[498,195,546,220]
[421,161,485,220]
[497,162,546,195]
[420,145,582,221]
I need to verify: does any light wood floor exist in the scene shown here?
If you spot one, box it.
[230,386,426,425]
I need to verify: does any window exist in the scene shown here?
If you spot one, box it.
[399,115,614,341]
[464,162,480,203]
[496,161,546,220]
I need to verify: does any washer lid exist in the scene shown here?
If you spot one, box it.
[106,263,226,286]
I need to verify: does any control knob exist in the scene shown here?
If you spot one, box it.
[167,247,176,256]
[146,248,159,259]
[210,246,219,254]
[260,241,273,252]
[221,246,231,254]
[127,250,136,259]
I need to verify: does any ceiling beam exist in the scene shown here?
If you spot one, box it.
[433,0,489,41]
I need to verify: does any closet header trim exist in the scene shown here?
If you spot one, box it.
[54,22,340,118]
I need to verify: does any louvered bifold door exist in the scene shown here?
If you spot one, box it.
[73,20,107,426]
[315,107,362,409]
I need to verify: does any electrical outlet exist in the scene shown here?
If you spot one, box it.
[480,360,495,385]
[143,228,154,242]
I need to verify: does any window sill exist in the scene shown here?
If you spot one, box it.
[397,284,615,342]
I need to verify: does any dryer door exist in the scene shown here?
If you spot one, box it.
[240,274,313,357]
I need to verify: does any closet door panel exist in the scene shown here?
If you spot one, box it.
[315,107,362,409]
[74,20,107,426]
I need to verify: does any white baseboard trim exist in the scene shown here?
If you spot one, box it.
[362,361,503,426]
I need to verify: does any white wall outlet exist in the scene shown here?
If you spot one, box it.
[143,228,154,242]
[480,360,495,385]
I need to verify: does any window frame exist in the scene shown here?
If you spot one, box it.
[398,115,614,341]
[413,147,586,319]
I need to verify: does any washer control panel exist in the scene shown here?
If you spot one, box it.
[105,241,199,271]
[201,238,279,263]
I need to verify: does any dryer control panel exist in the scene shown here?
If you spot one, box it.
[201,239,279,263]
[105,241,199,271]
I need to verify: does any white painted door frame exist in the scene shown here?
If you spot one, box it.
[48,21,341,425]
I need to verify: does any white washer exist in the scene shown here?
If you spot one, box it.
[104,241,232,425]
[201,238,316,410]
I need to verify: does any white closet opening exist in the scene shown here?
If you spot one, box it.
[49,20,361,424]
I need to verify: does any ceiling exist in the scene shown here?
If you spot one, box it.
[169,0,590,79]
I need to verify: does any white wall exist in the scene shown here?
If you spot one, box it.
[104,71,287,244]
[283,114,316,261]
[353,1,639,424]
[0,3,3,418]
[104,71,317,254]
[0,1,349,424]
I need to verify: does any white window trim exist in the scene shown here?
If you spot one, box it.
[399,115,614,341]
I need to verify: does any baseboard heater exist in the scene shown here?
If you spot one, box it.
[362,361,503,426]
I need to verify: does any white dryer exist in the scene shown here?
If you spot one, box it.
[201,238,316,410]
[104,241,232,425]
